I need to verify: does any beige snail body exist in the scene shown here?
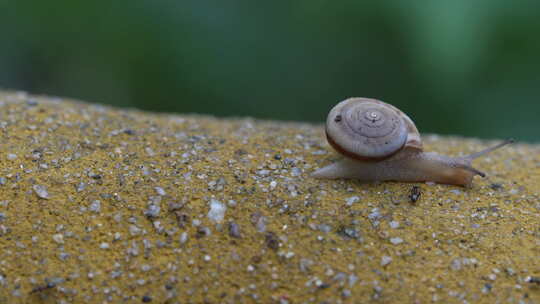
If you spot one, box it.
[312,97,512,187]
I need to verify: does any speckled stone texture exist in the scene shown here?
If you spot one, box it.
[0,91,538,303]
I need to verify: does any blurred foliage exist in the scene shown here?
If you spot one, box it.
[0,1,538,141]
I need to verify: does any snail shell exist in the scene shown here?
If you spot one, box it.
[325,97,422,161]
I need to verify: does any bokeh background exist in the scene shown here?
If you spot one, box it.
[0,1,538,141]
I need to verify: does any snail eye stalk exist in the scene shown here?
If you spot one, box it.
[466,139,514,160]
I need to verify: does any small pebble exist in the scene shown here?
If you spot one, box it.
[144,204,160,218]
[489,183,503,190]
[208,199,226,223]
[368,208,381,221]
[154,187,166,196]
[381,256,392,266]
[52,234,64,244]
[291,168,302,177]
[89,200,101,213]
[389,221,400,229]
[33,185,49,199]
[346,196,360,206]
[390,237,403,245]
[141,264,151,272]
[318,224,332,233]
[129,225,141,236]
[179,232,188,244]
[228,221,241,238]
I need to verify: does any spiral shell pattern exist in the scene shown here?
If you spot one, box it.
[325,98,422,160]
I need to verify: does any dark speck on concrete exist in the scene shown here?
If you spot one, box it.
[265,232,279,250]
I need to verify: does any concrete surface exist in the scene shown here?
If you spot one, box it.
[0,91,538,303]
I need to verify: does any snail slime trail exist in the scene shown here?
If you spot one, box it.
[312,97,513,187]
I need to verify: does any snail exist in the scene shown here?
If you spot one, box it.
[312,97,513,187]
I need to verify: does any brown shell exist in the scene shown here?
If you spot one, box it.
[325,97,422,161]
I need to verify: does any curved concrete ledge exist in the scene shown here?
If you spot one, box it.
[0,91,538,303]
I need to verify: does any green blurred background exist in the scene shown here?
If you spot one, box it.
[0,1,538,141]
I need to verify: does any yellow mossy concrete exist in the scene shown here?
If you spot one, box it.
[0,91,538,303]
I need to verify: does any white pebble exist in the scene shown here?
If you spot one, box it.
[291,168,302,177]
[33,185,49,199]
[390,237,403,245]
[381,255,392,266]
[179,232,188,244]
[389,221,400,229]
[208,199,226,223]
[155,187,166,196]
[89,200,101,213]
[346,196,360,206]
[129,225,141,236]
[52,234,64,244]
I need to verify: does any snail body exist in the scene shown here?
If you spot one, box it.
[312,97,512,187]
